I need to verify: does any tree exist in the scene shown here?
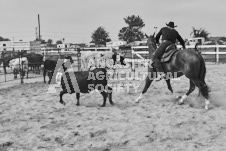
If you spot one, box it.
[0,36,10,41]
[56,40,63,44]
[118,15,145,43]
[91,27,111,46]
[190,27,209,40]
[47,39,54,47]
[47,39,53,44]
[40,39,46,44]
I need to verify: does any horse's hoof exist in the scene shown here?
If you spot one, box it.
[100,105,105,107]
[60,101,66,105]
[174,95,180,99]
[176,96,182,99]
[110,102,114,106]
[177,101,184,105]
[76,103,80,106]
[135,99,140,103]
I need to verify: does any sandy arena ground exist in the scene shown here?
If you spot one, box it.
[1,64,226,151]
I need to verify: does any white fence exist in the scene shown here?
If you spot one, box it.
[131,45,226,63]
[83,47,111,51]
[193,45,226,63]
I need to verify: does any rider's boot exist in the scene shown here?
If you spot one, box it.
[154,60,166,81]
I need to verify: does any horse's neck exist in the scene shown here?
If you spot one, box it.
[147,43,156,56]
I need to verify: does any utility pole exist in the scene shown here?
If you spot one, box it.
[154,26,158,34]
[35,27,38,40]
[38,14,41,40]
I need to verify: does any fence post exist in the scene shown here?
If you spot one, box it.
[77,48,81,71]
[2,52,7,82]
[216,45,219,64]
[131,47,135,71]
[43,49,46,62]
[131,47,136,80]
[19,50,24,84]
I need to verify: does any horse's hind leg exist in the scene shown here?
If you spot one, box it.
[192,80,210,109]
[178,80,196,105]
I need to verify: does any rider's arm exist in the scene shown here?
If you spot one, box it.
[155,29,162,44]
[177,33,186,49]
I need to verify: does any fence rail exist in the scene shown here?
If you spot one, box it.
[1,45,226,85]
[131,45,226,63]
[0,49,81,84]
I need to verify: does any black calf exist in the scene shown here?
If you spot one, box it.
[60,68,113,107]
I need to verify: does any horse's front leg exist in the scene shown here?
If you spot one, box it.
[178,80,196,105]
[165,79,181,99]
[165,79,173,93]
[135,69,154,103]
[26,69,29,79]
[59,89,67,105]
[3,65,7,74]
[43,69,46,83]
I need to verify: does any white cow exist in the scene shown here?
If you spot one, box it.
[9,57,29,79]
[80,51,111,70]
[80,51,102,70]
[80,51,126,70]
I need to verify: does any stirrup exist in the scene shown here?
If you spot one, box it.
[155,73,166,82]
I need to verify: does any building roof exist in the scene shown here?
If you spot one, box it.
[208,36,226,45]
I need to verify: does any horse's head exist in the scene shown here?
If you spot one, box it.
[145,33,157,55]
[145,33,156,47]
[0,51,14,67]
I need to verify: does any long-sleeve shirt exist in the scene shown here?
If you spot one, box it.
[155,27,185,49]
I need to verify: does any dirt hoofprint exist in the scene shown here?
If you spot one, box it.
[1,64,226,151]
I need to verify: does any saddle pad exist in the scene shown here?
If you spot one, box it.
[160,49,178,63]
[165,44,176,53]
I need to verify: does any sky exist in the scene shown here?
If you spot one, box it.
[0,0,225,43]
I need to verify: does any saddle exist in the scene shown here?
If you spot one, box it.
[160,44,178,63]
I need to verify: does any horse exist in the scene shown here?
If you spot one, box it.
[135,33,211,110]
[9,57,29,79]
[43,55,74,84]
[23,53,43,74]
[0,51,21,74]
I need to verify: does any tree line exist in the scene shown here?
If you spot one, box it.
[1,15,210,46]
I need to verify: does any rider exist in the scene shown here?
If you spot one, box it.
[153,21,186,81]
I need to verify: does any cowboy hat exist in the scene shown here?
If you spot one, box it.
[166,21,177,28]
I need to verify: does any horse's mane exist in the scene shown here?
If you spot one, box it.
[146,34,157,50]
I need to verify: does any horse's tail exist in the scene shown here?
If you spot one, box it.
[198,53,206,82]
[197,53,210,99]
